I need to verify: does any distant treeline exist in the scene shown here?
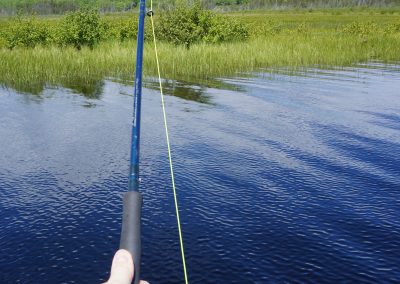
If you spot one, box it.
[0,0,137,15]
[212,0,400,9]
[1,0,400,15]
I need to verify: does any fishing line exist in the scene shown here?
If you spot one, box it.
[148,2,189,283]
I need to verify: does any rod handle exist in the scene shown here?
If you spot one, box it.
[120,191,143,284]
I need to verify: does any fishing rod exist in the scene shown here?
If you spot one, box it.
[118,1,189,283]
[119,0,146,283]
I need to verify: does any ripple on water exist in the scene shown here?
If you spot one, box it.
[1,64,400,283]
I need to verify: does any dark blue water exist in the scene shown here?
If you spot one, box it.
[1,63,399,283]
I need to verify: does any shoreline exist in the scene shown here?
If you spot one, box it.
[1,8,399,94]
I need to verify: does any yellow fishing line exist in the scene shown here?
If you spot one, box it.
[149,2,189,283]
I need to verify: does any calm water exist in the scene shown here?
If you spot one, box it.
[0,63,399,283]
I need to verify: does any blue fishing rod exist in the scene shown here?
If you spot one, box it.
[119,0,146,283]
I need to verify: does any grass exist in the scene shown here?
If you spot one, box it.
[1,8,400,94]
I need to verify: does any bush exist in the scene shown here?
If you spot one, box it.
[384,22,400,34]
[158,4,206,48]
[4,16,49,49]
[59,9,101,50]
[342,21,379,37]
[203,15,248,43]
[117,18,138,42]
[158,3,248,48]
[0,36,6,49]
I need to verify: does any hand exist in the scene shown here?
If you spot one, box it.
[104,249,149,284]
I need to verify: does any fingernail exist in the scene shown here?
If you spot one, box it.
[115,251,130,263]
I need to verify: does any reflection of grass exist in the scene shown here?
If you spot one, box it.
[1,8,400,94]
[145,78,212,104]
[0,42,134,94]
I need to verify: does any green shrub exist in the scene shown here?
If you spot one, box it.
[384,22,400,34]
[158,4,205,48]
[342,21,379,37]
[98,15,147,43]
[4,16,49,49]
[0,35,6,49]
[158,3,248,48]
[59,9,101,49]
[203,15,248,43]
[118,18,138,42]
[0,26,6,48]
[97,20,111,41]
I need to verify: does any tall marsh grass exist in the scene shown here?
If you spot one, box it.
[1,9,400,94]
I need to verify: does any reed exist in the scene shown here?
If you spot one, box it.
[0,9,399,94]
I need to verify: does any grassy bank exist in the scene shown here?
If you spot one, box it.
[1,8,400,94]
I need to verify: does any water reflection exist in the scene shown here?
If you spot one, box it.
[2,78,104,100]
[248,62,400,84]
[64,79,104,99]
[0,62,400,283]
[3,61,400,105]
[8,81,46,95]
[5,76,221,104]
[143,76,252,105]
[144,78,212,104]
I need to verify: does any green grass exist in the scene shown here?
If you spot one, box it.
[1,8,400,94]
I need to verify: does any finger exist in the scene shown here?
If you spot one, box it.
[140,281,150,284]
[106,249,134,284]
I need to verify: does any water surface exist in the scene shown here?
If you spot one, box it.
[0,63,399,283]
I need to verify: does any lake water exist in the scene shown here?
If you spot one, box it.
[0,63,399,283]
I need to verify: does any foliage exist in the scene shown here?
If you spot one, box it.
[249,20,283,37]
[1,8,400,95]
[59,9,101,50]
[384,21,400,33]
[1,0,400,15]
[99,16,154,42]
[158,5,208,47]
[342,21,380,36]
[213,0,400,9]
[203,15,249,43]
[158,3,248,47]
[116,19,139,42]
[1,7,399,51]
[0,0,138,15]
[3,15,49,49]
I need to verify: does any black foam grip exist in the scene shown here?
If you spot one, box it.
[120,191,143,284]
